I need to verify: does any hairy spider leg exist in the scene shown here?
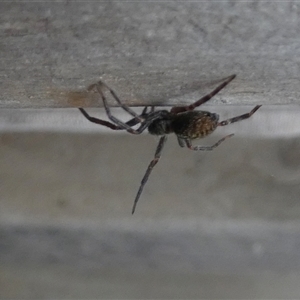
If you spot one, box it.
[127,106,155,127]
[79,108,120,130]
[126,106,150,126]
[79,107,148,130]
[177,136,185,147]
[132,135,168,214]
[91,82,149,134]
[184,134,234,151]
[149,106,155,113]
[218,105,262,127]
[170,74,236,114]
[80,82,149,131]
[79,106,166,135]
[88,81,144,122]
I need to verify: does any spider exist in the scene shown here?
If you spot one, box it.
[79,74,261,214]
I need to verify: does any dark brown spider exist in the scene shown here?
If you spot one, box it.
[79,74,261,214]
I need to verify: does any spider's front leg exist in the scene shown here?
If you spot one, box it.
[79,107,150,130]
[88,82,145,134]
[88,81,144,121]
[81,80,160,134]
[79,108,125,130]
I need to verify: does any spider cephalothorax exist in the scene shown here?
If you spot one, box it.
[147,110,173,135]
[79,74,261,214]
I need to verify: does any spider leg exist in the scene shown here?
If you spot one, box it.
[177,137,185,147]
[170,74,236,114]
[90,82,147,134]
[79,108,147,130]
[79,107,163,135]
[185,134,234,151]
[218,105,261,127]
[149,106,155,113]
[126,107,148,127]
[132,135,168,214]
[89,81,143,121]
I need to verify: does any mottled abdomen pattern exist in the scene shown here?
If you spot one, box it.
[172,111,219,140]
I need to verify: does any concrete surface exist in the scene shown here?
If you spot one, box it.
[1,2,300,108]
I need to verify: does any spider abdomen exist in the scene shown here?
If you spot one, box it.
[172,111,219,139]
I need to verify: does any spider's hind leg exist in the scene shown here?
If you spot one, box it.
[171,74,236,114]
[218,105,261,127]
[185,134,234,151]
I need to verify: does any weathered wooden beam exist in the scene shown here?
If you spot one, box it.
[1,2,299,108]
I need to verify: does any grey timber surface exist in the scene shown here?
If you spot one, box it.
[1,2,300,108]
